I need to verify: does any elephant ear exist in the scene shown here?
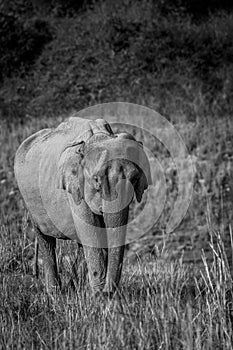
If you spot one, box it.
[92,118,114,135]
[134,170,149,203]
[56,141,85,205]
[134,142,152,203]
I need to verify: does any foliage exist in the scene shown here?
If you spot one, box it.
[0,0,35,18]
[155,0,233,19]
[50,0,95,16]
[1,0,233,123]
[0,3,53,81]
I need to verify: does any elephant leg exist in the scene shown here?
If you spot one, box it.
[69,200,107,293]
[67,244,87,291]
[103,208,128,294]
[104,246,125,295]
[82,246,107,293]
[36,227,60,293]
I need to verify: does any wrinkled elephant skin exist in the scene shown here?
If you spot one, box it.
[14,116,151,294]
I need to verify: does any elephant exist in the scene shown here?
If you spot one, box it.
[14,116,152,295]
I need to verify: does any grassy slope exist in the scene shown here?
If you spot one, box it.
[1,0,233,348]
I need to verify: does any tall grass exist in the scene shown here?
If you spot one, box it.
[1,216,233,349]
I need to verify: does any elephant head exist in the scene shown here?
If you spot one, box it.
[56,122,152,293]
[57,131,151,216]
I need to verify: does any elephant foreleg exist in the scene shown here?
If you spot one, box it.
[104,246,125,294]
[66,244,88,291]
[36,227,61,293]
[82,246,107,293]
[103,209,128,295]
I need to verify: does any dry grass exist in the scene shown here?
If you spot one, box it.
[1,217,233,349]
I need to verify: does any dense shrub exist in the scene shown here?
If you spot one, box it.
[0,0,93,17]
[29,0,95,16]
[0,13,53,81]
[155,0,233,19]
[51,0,94,16]
[129,14,233,95]
[0,0,35,18]
[1,0,233,121]
[182,0,233,18]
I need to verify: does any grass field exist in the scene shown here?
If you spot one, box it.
[1,0,233,348]
[1,217,233,348]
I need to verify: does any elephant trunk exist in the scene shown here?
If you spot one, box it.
[103,208,129,294]
[69,199,108,293]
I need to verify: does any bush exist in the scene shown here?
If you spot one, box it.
[30,0,95,16]
[51,0,94,16]
[0,13,53,81]
[132,14,233,94]
[155,0,233,19]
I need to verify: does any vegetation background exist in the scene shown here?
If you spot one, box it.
[0,0,233,348]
